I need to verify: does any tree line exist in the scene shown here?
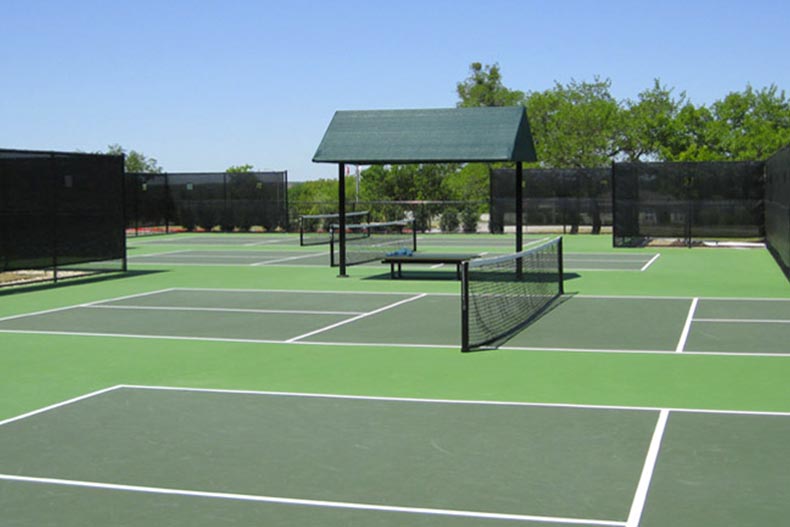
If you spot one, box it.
[110,61,790,210]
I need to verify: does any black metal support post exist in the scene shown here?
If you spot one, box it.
[338,163,347,277]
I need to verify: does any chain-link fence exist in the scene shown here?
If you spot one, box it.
[126,171,288,236]
[612,161,765,247]
[489,167,612,234]
[1,149,126,285]
[765,146,790,277]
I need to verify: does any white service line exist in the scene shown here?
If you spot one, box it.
[625,409,669,527]
[0,385,124,427]
[693,318,790,324]
[251,253,323,266]
[675,298,699,353]
[640,254,661,272]
[286,294,427,343]
[0,473,624,526]
[83,305,364,316]
[0,289,175,323]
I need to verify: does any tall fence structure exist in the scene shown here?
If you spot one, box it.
[612,161,765,247]
[489,167,612,234]
[126,171,288,235]
[765,146,790,277]
[0,149,126,284]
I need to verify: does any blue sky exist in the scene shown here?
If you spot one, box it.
[2,0,788,181]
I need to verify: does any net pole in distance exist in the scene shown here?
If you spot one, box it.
[411,219,417,251]
[558,236,565,294]
[515,161,524,278]
[460,260,470,352]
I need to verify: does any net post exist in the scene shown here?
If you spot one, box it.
[330,230,336,267]
[411,219,417,251]
[299,216,305,246]
[558,236,565,295]
[515,161,524,279]
[460,260,470,352]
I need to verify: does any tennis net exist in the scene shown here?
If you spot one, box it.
[330,219,417,267]
[299,210,371,246]
[461,237,564,352]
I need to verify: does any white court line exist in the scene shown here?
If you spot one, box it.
[84,305,364,316]
[640,254,661,272]
[286,294,427,343]
[429,263,445,269]
[0,474,624,526]
[0,289,175,324]
[244,238,292,246]
[106,384,790,417]
[694,318,790,324]
[675,298,699,353]
[0,385,123,427]
[129,250,193,258]
[251,253,324,266]
[625,409,669,527]
[2,329,790,359]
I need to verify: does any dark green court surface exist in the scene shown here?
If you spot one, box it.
[0,289,786,355]
[1,386,788,526]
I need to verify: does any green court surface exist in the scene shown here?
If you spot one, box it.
[1,233,789,526]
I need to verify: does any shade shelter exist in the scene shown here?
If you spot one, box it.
[313,106,537,276]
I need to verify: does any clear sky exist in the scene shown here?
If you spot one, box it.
[2,0,788,180]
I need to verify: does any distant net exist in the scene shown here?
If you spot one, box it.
[299,210,370,246]
[330,219,417,267]
[461,237,564,352]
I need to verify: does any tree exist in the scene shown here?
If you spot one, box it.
[106,144,163,173]
[226,164,254,173]
[456,62,526,108]
[618,80,686,162]
[526,78,620,167]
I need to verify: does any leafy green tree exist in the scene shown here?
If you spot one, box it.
[526,78,620,168]
[456,62,526,108]
[226,164,254,173]
[708,85,790,160]
[618,80,686,162]
[106,144,163,173]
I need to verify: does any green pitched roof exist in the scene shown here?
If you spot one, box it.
[312,107,537,164]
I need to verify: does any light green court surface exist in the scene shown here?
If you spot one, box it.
[1,233,789,526]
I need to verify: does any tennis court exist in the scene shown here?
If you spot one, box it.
[0,288,786,355]
[2,234,789,526]
[127,248,659,272]
[1,385,788,526]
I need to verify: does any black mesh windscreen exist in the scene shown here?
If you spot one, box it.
[0,149,125,277]
[490,167,611,234]
[126,171,288,234]
[612,161,765,247]
[765,146,790,276]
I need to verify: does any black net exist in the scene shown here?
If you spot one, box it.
[299,210,371,246]
[330,219,417,267]
[765,146,790,277]
[126,171,288,235]
[612,161,765,247]
[461,237,564,352]
[0,149,125,284]
[490,168,612,234]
